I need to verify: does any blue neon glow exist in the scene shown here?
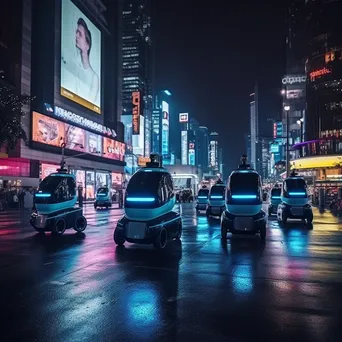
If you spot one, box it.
[198,196,208,199]
[97,193,107,196]
[232,195,256,199]
[143,170,153,172]
[126,197,155,202]
[35,193,51,198]
[272,196,281,199]
[210,195,223,199]
[289,192,306,196]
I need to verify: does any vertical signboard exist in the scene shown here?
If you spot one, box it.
[188,142,195,166]
[162,101,169,155]
[132,91,140,135]
[181,131,188,165]
[210,140,218,169]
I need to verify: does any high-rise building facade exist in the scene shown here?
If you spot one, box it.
[305,0,342,140]
[249,85,259,171]
[281,0,306,158]
[198,126,209,171]
[152,90,173,163]
[0,0,126,197]
[121,0,153,157]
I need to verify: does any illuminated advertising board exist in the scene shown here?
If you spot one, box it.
[181,131,188,165]
[85,131,102,155]
[60,0,101,114]
[179,113,188,123]
[162,101,169,155]
[41,163,59,179]
[103,137,125,162]
[309,67,331,81]
[281,75,306,85]
[32,112,125,162]
[132,115,145,155]
[273,123,277,138]
[65,124,85,152]
[210,140,218,169]
[188,142,195,166]
[270,144,280,153]
[276,122,282,138]
[132,91,141,135]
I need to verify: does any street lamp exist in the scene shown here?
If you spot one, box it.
[284,105,291,177]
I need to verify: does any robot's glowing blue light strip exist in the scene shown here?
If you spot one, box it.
[35,193,51,198]
[210,195,223,199]
[272,196,281,199]
[97,193,107,196]
[288,192,306,196]
[126,197,155,202]
[198,196,208,199]
[232,195,256,199]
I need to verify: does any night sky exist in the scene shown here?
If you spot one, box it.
[153,0,287,175]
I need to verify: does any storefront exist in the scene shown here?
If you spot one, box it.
[291,155,342,205]
[40,162,124,201]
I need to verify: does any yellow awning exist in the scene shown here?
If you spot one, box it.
[291,155,342,170]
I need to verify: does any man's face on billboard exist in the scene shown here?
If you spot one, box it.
[38,122,48,142]
[76,24,89,54]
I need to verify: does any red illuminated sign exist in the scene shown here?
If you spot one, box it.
[309,67,331,81]
[273,123,277,138]
[132,91,140,135]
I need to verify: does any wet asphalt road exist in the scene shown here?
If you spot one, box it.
[0,203,342,342]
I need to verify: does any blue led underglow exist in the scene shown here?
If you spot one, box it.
[211,195,223,199]
[288,192,306,196]
[35,193,51,198]
[126,197,155,202]
[232,195,256,199]
[198,196,208,199]
[272,196,281,199]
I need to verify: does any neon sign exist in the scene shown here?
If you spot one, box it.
[309,68,331,81]
[179,113,188,123]
[132,91,140,135]
[282,75,306,85]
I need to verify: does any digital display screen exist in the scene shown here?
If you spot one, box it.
[103,137,125,162]
[162,101,169,155]
[32,112,64,147]
[41,163,59,179]
[61,0,101,114]
[181,131,188,165]
[65,124,85,152]
[32,112,125,162]
[86,131,102,155]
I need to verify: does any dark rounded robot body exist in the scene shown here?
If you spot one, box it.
[114,156,182,249]
[30,169,87,235]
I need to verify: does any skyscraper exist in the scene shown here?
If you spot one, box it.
[250,84,259,171]
[121,0,153,156]
[198,126,209,171]
[281,0,306,156]
[305,0,342,140]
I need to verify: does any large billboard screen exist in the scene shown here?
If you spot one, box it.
[61,0,101,114]
[32,112,125,162]
[32,112,64,147]
[181,131,188,165]
[162,101,169,155]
